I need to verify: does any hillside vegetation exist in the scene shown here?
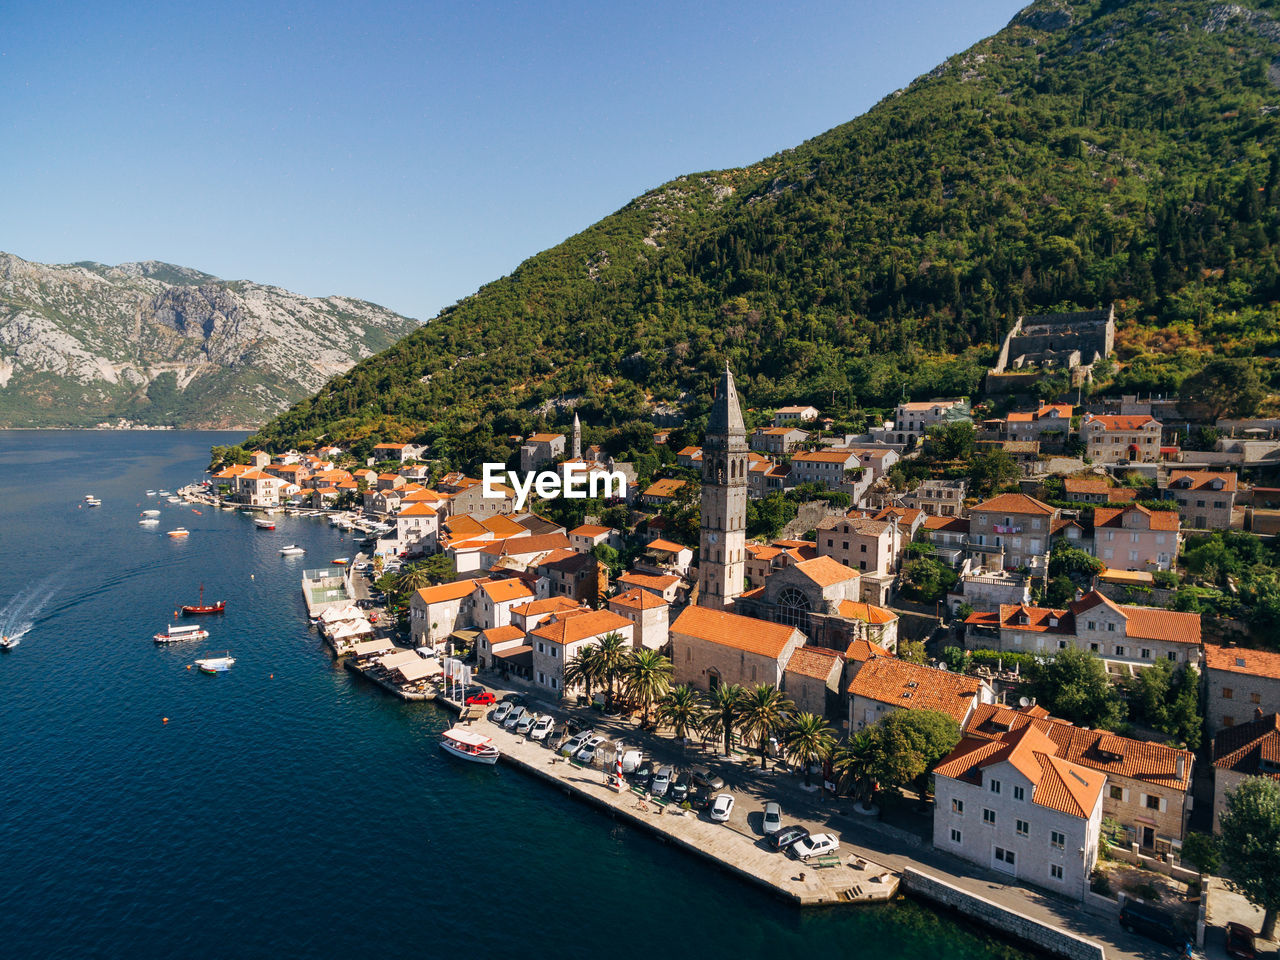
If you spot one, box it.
[250,0,1280,460]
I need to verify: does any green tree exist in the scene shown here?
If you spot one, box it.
[592,542,622,578]
[869,709,961,795]
[897,639,928,664]
[1220,778,1280,939]
[622,648,672,726]
[969,449,1020,496]
[702,683,746,757]
[1180,358,1266,420]
[656,684,704,746]
[738,684,794,770]
[394,562,436,596]
[1180,831,1220,876]
[785,712,837,788]
[926,421,975,461]
[1025,649,1125,729]
[832,732,878,803]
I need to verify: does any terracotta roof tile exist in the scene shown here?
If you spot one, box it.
[609,588,668,611]
[1204,644,1280,681]
[671,607,799,659]
[478,579,535,603]
[570,524,612,537]
[794,556,860,588]
[530,609,632,646]
[847,658,984,724]
[1169,470,1238,492]
[1084,414,1158,431]
[784,645,844,681]
[793,449,858,464]
[838,600,897,624]
[480,625,526,645]
[972,493,1056,516]
[643,478,688,498]
[415,578,490,605]
[844,638,893,662]
[511,597,585,618]
[1213,713,1280,776]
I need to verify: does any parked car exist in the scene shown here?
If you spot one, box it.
[690,785,715,810]
[709,793,735,822]
[670,770,692,802]
[619,749,644,774]
[500,693,526,705]
[762,801,782,835]
[491,701,514,724]
[515,711,539,735]
[651,765,674,798]
[503,705,527,730]
[576,735,608,764]
[559,730,594,757]
[529,715,555,742]
[631,761,654,789]
[791,833,839,861]
[1119,901,1192,954]
[1226,922,1257,960]
[466,692,497,706]
[690,766,725,792]
[769,826,809,852]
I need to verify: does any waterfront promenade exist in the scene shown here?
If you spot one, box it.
[443,679,1170,960]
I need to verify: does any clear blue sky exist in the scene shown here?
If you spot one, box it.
[1,1,1026,320]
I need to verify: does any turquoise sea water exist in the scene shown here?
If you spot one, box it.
[0,431,1033,960]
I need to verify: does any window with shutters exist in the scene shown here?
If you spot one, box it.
[1109,785,1123,801]
[1145,794,1161,810]
[1223,688,1234,699]
[950,828,961,843]
[990,779,1001,794]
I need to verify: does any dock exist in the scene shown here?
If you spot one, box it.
[436,694,897,907]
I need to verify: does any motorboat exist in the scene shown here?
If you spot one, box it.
[141,509,161,517]
[167,497,182,504]
[139,517,160,525]
[167,528,190,539]
[154,624,209,644]
[158,490,172,496]
[254,518,276,530]
[195,653,235,674]
[331,558,348,565]
[181,584,226,615]
[0,635,19,651]
[439,727,499,765]
[84,497,102,507]
[279,544,305,556]
[146,490,157,497]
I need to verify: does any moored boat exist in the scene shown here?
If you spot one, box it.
[279,544,305,556]
[166,497,182,504]
[141,509,161,517]
[167,527,190,538]
[154,623,209,644]
[439,727,499,765]
[181,584,226,615]
[145,490,157,496]
[139,517,160,525]
[194,653,235,674]
[331,557,348,565]
[254,518,276,530]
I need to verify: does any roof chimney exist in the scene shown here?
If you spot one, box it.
[1177,756,1185,780]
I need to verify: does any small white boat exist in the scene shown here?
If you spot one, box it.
[195,653,235,674]
[167,527,190,539]
[154,624,209,644]
[146,490,157,497]
[1,635,19,651]
[254,518,276,530]
[84,497,102,507]
[159,489,172,496]
[439,727,499,765]
[279,544,305,556]
[139,517,160,526]
[166,497,182,504]
[141,509,161,517]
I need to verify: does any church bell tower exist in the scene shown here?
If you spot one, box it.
[697,363,748,608]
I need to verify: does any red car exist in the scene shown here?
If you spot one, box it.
[1226,922,1256,960]
[466,692,497,706]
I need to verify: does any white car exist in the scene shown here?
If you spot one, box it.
[529,715,555,741]
[575,735,608,765]
[491,701,514,724]
[709,793,735,822]
[503,706,528,730]
[515,711,539,735]
[650,765,673,798]
[762,801,782,835]
[791,833,840,861]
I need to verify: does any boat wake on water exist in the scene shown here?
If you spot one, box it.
[0,572,68,645]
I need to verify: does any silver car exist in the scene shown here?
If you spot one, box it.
[503,705,527,730]
[491,701,514,724]
[515,711,539,735]
[651,765,674,798]
[559,730,593,757]
[529,715,555,741]
[762,801,782,835]
[575,735,607,764]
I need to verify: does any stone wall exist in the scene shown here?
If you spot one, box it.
[901,869,1107,960]
[779,500,846,541]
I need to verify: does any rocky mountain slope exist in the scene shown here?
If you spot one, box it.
[249,0,1280,462]
[0,253,421,428]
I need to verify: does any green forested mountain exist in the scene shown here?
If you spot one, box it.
[251,0,1280,459]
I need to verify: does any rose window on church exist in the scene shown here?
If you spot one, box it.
[777,588,810,629]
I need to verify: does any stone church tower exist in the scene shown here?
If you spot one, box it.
[698,364,748,608]
[572,410,582,460]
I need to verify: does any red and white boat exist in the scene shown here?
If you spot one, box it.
[439,727,499,765]
[181,584,226,615]
[153,623,209,644]
[253,518,275,530]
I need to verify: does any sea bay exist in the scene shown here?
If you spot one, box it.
[0,430,1032,960]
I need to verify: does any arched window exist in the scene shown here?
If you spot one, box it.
[778,588,811,629]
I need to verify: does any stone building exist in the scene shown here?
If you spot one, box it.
[815,515,902,604]
[409,578,490,649]
[750,426,809,455]
[988,305,1115,385]
[698,364,749,609]
[782,646,845,721]
[1162,470,1238,531]
[734,555,866,651]
[519,432,566,472]
[1211,713,1280,832]
[904,478,968,517]
[968,493,1058,573]
[1203,644,1280,735]
[670,606,803,693]
[1080,414,1162,463]
[529,608,633,699]
[1089,504,1180,571]
[608,588,670,652]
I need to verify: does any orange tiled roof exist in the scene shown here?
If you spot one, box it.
[530,609,632,646]
[793,449,858,464]
[647,538,688,554]
[1094,504,1180,532]
[397,503,438,517]
[1084,414,1158,431]
[1213,713,1280,777]
[994,603,1071,633]
[845,638,893,662]
[415,578,490,605]
[839,600,897,625]
[793,556,860,588]
[847,658,983,724]
[670,606,798,659]
[609,588,668,610]
[873,507,923,526]
[785,645,844,681]
[570,524,612,538]
[972,493,1056,516]
[923,515,970,533]
[1204,644,1280,681]
[511,597,585,618]
[480,625,526,645]
[617,572,681,591]
[526,432,563,443]
[478,579,535,603]
[1169,470,1238,492]
[643,478,688,498]
[481,515,528,538]
[964,703,1194,790]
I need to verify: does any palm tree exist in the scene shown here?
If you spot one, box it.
[738,684,794,770]
[785,712,837,788]
[832,732,877,805]
[656,684,703,748]
[594,631,629,712]
[395,561,434,595]
[564,646,602,702]
[702,683,746,758]
[623,648,673,727]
